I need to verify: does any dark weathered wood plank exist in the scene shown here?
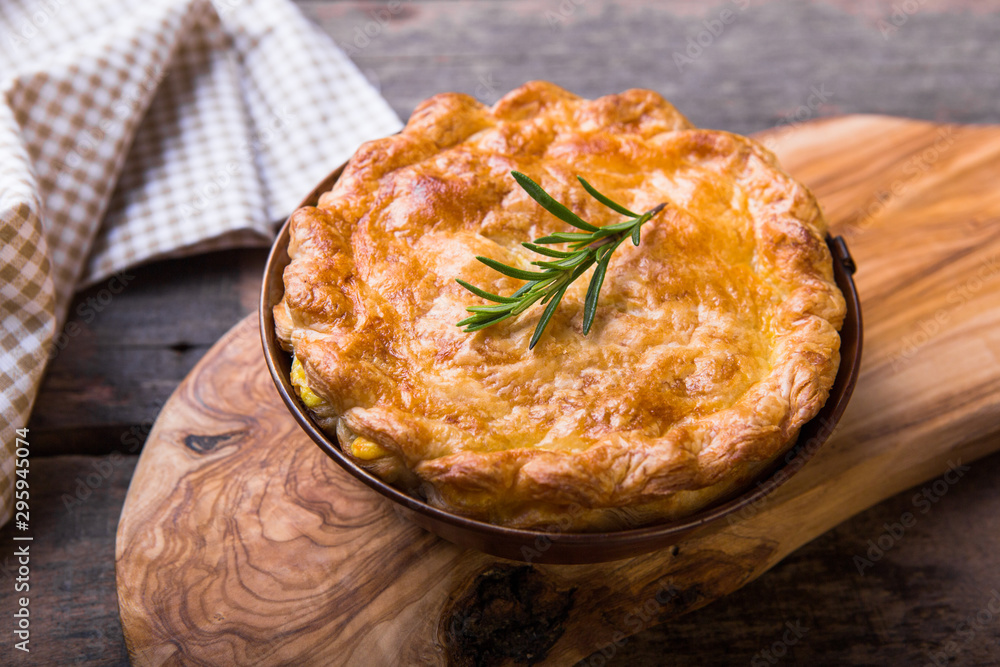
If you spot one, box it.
[298,0,1000,134]
[0,456,135,666]
[28,249,267,456]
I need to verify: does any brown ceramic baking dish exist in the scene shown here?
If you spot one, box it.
[260,163,863,564]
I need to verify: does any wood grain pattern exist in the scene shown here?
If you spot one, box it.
[116,115,1000,666]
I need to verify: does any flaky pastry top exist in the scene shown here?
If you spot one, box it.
[275,81,846,530]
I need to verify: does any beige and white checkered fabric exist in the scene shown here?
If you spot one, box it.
[0,0,402,525]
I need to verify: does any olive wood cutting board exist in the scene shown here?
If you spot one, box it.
[116,115,1000,666]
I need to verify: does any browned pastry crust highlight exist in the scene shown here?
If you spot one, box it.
[274,81,846,530]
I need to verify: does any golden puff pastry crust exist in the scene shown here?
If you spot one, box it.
[275,81,846,530]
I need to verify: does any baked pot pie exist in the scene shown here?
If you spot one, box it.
[273,81,846,531]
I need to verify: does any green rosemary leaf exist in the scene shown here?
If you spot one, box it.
[511,289,548,314]
[463,312,517,331]
[577,176,640,217]
[512,171,600,232]
[529,283,569,349]
[466,303,517,314]
[521,242,574,258]
[455,279,521,303]
[459,311,509,328]
[582,256,610,335]
[531,252,593,271]
[511,281,540,298]
[533,232,593,244]
[591,218,640,235]
[456,171,667,347]
[476,256,558,281]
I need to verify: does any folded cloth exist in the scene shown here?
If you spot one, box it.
[0,0,402,524]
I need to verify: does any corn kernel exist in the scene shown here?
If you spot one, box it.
[351,437,387,461]
[290,357,324,408]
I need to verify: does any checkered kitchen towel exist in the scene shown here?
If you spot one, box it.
[0,0,402,525]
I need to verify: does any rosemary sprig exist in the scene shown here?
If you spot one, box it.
[456,171,667,349]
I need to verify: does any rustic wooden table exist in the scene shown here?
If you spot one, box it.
[6,1,1000,664]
